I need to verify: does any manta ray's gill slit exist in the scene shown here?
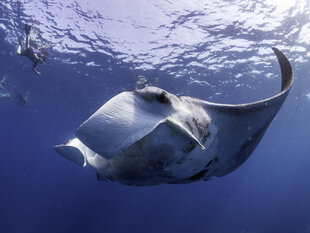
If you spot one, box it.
[202,131,211,143]
[181,141,196,154]
[187,169,209,181]
[206,159,213,167]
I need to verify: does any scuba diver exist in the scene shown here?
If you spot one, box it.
[17,24,47,75]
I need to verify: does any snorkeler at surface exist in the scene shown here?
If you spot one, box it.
[17,24,47,75]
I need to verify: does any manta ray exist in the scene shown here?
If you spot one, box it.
[55,47,293,186]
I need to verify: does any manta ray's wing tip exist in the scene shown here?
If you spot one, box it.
[54,144,86,167]
[271,47,293,92]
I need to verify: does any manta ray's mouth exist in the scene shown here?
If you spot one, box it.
[75,91,172,159]
[135,87,171,105]
[75,87,208,160]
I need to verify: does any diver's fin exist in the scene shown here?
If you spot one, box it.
[25,24,31,35]
[165,117,205,150]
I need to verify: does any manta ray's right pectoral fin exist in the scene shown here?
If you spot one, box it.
[165,117,205,150]
[200,47,293,177]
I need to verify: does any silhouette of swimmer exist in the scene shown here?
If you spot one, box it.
[0,91,11,100]
[15,93,28,107]
[17,24,47,75]
[0,77,6,88]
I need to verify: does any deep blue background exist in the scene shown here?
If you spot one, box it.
[1,1,310,233]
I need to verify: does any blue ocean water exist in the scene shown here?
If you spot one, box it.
[0,0,310,232]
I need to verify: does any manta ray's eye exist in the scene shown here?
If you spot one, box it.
[156,91,169,104]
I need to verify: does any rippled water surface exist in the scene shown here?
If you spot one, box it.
[0,1,310,233]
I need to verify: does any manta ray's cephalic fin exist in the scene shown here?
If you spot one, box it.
[54,138,87,167]
[165,117,205,149]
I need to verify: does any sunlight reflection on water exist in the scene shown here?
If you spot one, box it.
[0,0,309,102]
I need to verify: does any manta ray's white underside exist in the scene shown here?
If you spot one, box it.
[55,48,293,186]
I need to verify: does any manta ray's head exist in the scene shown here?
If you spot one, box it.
[134,86,171,105]
[72,85,209,162]
[132,86,185,117]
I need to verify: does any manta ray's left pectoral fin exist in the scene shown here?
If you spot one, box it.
[54,144,86,167]
[165,117,205,150]
[54,138,87,167]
